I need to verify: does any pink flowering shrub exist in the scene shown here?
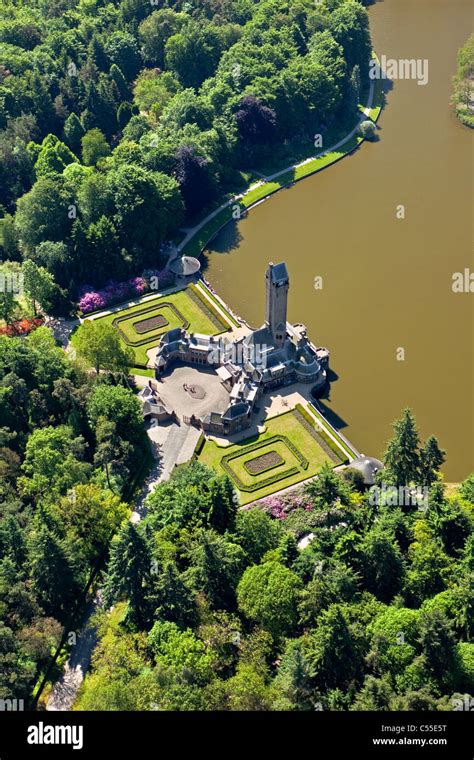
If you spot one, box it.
[130,277,147,294]
[79,291,106,313]
[143,268,174,291]
[261,489,313,520]
[78,273,170,313]
[261,497,287,520]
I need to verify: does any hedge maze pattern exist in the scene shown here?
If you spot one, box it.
[112,302,189,347]
[220,435,308,492]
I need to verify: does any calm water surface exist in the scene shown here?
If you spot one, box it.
[204,0,474,480]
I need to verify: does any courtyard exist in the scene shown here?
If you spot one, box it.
[157,364,231,419]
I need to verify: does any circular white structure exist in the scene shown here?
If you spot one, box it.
[169,256,201,277]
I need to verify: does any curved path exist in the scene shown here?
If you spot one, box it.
[176,77,377,257]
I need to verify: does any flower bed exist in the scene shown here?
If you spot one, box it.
[78,269,174,315]
[0,316,44,337]
[220,434,308,493]
[244,450,285,475]
[260,491,313,521]
[133,314,169,334]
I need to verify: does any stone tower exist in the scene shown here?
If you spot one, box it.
[265,261,289,348]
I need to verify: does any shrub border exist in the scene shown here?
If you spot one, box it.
[188,282,231,332]
[294,404,348,464]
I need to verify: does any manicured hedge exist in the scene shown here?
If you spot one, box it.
[194,432,206,456]
[294,404,348,464]
[112,302,189,347]
[222,435,308,469]
[221,460,300,493]
[188,283,231,331]
[198,283,241,328]
[220,434,308,492]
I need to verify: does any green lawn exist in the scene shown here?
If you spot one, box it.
[198,409,341,505]
[194,282,241,328]
[114,303,187,345]
[93,288,229,366]
[225,437,304,489]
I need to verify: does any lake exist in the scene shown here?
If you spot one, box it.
[203,0,473,481]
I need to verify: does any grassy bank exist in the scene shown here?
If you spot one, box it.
[181,68,384,261]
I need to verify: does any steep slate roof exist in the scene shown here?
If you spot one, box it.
[161,327,184,343]
[222,402,249,420]
[269,261,289,284]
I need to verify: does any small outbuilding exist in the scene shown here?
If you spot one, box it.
[346,456,384,486]
[169,256,201,277]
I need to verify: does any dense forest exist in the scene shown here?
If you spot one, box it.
[74,410,474,711]
[0,0,372,308]
[1,326,472,710]
[0,328,149,702]
[1,0,472,716]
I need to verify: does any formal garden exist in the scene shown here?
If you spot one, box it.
[93,285,233,368]
[198,407,348,505]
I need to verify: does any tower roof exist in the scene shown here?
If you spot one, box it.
[268,261,289,285]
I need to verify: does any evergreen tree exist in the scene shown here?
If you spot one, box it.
[103,522,152,627]
[87,35,109,73]
[206,475,237,534]
[360,530,405,602]
[110,63,130,100]
[419,435,446,486]
[419,609,458,687]
[29,521,80,621]
[151,561,197,629]
[272,639,318,710]
[117,102,133,130]
[384,408,420,486]
[305,462,351,524]
[306,606,363,691]
[279,533,299,568]
[63,113,85,153]
[352,674,395,711]
[184,529,245,610]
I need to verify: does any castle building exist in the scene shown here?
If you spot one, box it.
[154,262,329,435]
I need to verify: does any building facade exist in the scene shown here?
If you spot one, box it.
[154,262,329,435]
